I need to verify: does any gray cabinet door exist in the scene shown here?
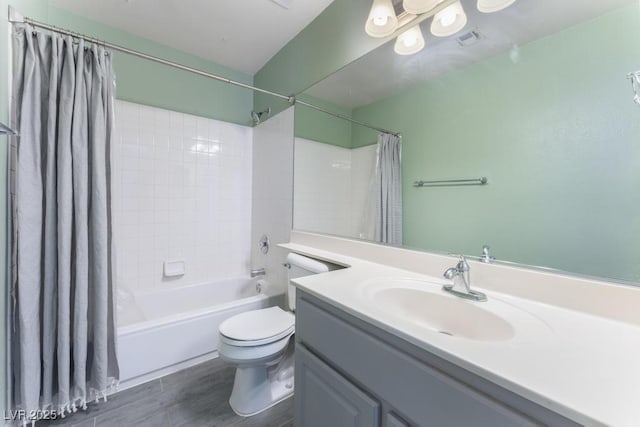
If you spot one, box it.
[295,345,380,427]
[386,413,410,427]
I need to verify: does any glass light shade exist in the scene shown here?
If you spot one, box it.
[394,25,425,55]
[402,0,442,15]
[430,1,467,37]
[365,0,399,38]
[477,0,516,13]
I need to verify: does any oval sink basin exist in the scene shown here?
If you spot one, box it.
[360,278,551,343]
[372,288,514,341]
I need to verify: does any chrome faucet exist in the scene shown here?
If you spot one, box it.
[442,256,487,302]
[480,245,495,263]
[250,268,266,278]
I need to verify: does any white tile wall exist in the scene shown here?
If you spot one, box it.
[294,138,352,236]
[113,101,253,291]
[251,107,295,296]
[350,144,377,240]
[293,138,377,240]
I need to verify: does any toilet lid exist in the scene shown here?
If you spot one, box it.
[219,306,295,343]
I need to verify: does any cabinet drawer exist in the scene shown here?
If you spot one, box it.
[297,296,539,427]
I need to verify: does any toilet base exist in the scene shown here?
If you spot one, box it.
[228,343,295,417]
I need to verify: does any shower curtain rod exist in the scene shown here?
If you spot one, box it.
[8,7,401,137]
[295,99,401,137]
[8,8,292,103]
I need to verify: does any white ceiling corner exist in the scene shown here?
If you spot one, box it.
[47,0,336,75]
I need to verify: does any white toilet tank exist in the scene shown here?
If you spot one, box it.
[286,253,339,311]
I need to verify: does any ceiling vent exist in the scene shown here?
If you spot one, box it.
[457,30,482,47]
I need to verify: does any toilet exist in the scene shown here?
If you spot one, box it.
[218,253,337,416]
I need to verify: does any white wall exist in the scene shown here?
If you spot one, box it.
[350,144,377,240]
[293,138,376,240]
[113,101,253,292]
[293,138,352,236]
[251,107,295,297]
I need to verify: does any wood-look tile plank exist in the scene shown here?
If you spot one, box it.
[32,357,294,427]
[228,398,294,427]
[40,380,162,427]
[94,409,170,427]
[164,370,239,427]
[71,419,96,427]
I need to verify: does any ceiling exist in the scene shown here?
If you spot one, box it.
[305,0,635,109]
[49,0,336,75]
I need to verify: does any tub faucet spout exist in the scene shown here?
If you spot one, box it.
[250,268,266,278]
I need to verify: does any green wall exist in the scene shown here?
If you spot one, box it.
[254,0,388,118]
[352,5,640,281]
[48,7,254,126]
[295,95,353,148]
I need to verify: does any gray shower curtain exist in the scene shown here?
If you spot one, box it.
[374,133,403,245]
[11,26,119,419]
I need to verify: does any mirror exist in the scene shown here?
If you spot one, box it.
[293,0,640,284]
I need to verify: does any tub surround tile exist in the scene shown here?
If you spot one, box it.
[293,138,376,240]
[250,108,295,299]
[114,101,253,293]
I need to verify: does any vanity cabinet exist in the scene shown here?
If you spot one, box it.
[294,290,580,427]
[296,345,380,427]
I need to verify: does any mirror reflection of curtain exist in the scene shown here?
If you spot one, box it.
[373,133,403,245]
[11,26,119,420]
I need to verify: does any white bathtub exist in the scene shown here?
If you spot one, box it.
[116,278,279,386]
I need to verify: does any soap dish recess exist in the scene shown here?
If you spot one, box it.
[164,260,185,277]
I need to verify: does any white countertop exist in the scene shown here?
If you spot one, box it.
[282,243,640,427]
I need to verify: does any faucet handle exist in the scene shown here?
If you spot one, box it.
[480,245,496,263]
[443,267,457,280]
[456,255,469,272]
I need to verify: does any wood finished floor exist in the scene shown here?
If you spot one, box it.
[40,358,294,427]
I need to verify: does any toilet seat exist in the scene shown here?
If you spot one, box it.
[219,306,295,347]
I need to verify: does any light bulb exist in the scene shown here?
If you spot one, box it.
[430,0,467,37]
[373,14,388,26]
[404,35,417,47]
[365,0,398,37]
[477,0,516,13]
[439,7,457,27]
[394,25,425,55]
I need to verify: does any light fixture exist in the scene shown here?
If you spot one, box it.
[365,0,398,38]
[402,0,442,15]
[477,0,516,13]
[430,0,467,37]
[394,25,425,55]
